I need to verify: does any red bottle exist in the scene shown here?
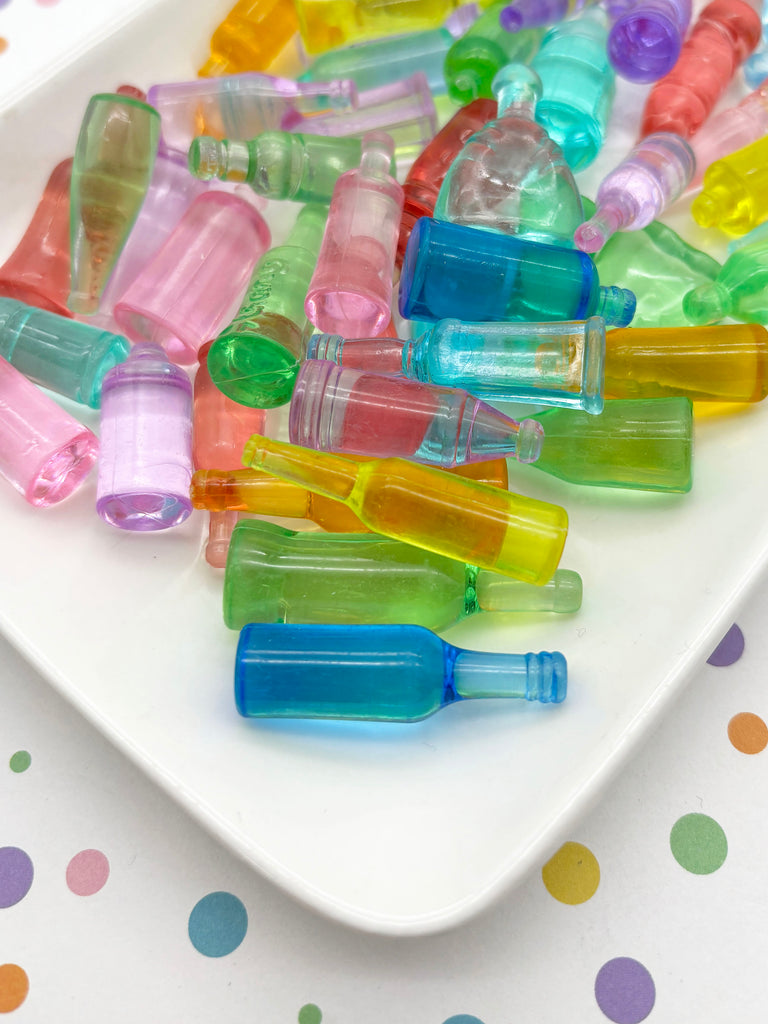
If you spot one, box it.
[396,97,497,268]
[0,158,74,317]
[640,0,761,139]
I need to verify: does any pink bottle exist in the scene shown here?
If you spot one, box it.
[0,158,74,318]
[0,354,98,506]
[305,131,404,337]
[688,78,768,190]
[193,340,267,567]
[113,191,271,365]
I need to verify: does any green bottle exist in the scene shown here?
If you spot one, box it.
[582,198,723,328]
[682,235,768,325]
[444,2,542,105]
[223,518,583,630]
[206,202,328,409]
[188,132,377,205]
[520,397,693,493]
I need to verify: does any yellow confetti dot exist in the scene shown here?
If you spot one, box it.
[542,841,600,904]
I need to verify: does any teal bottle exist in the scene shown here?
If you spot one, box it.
[0,297,129,408]
[531,6,615,171]
[443,1,543,105]
[433,64,584,248]
[235,623,567,722]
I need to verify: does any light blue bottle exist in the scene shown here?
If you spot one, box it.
[744,0,768,88]
[235,622,567,722]
[0,297,130,408]
[308,315,606,412]
[531,6,615,171]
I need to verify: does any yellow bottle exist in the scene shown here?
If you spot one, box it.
[294,0,476,54]
[198,0,300,77]
[190,459,511,533]
[604,323,768,403]
[691,134,768,236]
[241,436,568,584]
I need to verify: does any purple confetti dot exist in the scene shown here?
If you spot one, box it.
[707,623,744,667]
[0,847,34,908]
[595,957,655,1024]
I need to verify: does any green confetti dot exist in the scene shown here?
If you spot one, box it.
[670,812,727,874]
[9,751,30,773]
[298,1004,322,1024]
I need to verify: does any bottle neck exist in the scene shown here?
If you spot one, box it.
[242,435,359,504]
[449,649,567,703]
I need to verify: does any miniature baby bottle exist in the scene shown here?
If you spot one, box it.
[434,64,584,248]
[96,343,193,530]
[305,132,403,337]
[530,5,615,171]
[69,92,160,315]
[688,79,768,191]
[639,0,762,139]
[0,354,98,507]
[574,133,695,253]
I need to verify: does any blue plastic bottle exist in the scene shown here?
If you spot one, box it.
[235,622,567,722]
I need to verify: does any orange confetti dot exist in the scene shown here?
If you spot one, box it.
[0,964,29,1013]
[728,712,768,754]
[0,39,8,56]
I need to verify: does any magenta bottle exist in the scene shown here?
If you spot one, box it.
[96,343,193,530]
[305,131,404,337]
[113,191,271,365]
[0,354,98,507]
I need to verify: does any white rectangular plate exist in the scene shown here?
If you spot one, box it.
[0,0,763,935]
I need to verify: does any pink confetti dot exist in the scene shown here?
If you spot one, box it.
[66,849,109,896]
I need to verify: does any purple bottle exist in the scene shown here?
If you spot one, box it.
[500,0,596,31]
[608,0,693,82]
[574,132,695,253]
[0,354,98,507]
[305,131,404,337]
[610,0,696,83]
[96,343,193,531]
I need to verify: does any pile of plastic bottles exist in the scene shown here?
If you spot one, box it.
[2,0,768,722]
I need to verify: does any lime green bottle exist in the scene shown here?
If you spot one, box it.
[683,235,768,325]
[521,397,693,492]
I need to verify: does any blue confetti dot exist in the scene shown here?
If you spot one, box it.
[442,1016,486,1024]
[188,891,248,957]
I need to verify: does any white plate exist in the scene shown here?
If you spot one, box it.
[0,0,764,936]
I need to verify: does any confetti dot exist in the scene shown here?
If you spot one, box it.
[8,751,30,774]
[298,1005,322,1024]
[66,849,109,896]
[188,891,247,957]
[670,812,727,874]
[728,711,768,754]
[442,1017,486,1024]
[595,957,655,1024]
[0,39,7,55]
[542,841,600,904]
[0,848,33,908]
[0,964,28,1013]
[36,0,61,6]
[707,623,744,666]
